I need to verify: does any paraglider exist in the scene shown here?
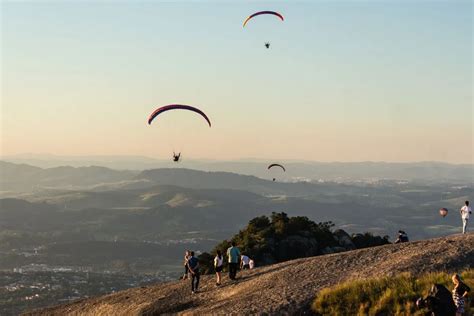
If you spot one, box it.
[148,104,211,127]
[243,11,284,49]
[439,208,448,218]
[242,11,284,27]
[173,152,181,162]
[268,163,285,181]
[148,104,211,162]
[268,163,286,172]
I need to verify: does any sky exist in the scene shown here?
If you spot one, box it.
[1,1,472,163]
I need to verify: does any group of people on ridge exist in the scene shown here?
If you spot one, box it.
[182,242,254,293]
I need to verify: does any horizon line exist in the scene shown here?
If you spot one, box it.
[1,153,473,166]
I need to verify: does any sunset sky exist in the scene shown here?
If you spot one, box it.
[1,1,472,163]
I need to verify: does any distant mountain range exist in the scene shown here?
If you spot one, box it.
[0,161,137,191]
[2,154,473,183]
[1,160,472,242]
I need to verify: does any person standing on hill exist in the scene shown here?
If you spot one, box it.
[186,251,200,294]
[182,250,191,280]
[460,201,471,234]
[214,250,224,286]
[226,242,240,280]
[452,274,471,316]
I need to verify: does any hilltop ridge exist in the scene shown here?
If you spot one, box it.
[26,233,474,315]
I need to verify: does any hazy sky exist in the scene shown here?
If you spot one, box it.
[1,1,472,163]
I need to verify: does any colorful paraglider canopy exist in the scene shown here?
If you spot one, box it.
[243,11,284,27]
[268,163,286,172]
[439,208,448,217]
[148,104,211,127]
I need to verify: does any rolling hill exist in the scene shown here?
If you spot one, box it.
[3,156,474,183]
[0,161,136,192]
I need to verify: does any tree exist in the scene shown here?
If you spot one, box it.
[197,252,214,275]
[200,213,390,274]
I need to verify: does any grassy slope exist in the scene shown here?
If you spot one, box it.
[313,269,474,316]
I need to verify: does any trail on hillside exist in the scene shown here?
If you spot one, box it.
[26,233,474,315]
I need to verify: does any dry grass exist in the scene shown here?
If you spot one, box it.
[312,269,474,316]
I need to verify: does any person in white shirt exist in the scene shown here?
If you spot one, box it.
[240,254,250,270]
[460,200,472,234]
[214,250,223,286]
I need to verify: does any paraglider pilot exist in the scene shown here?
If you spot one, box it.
[173,152,181,162]
[265,42,270,49]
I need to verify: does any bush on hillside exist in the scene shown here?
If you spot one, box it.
[312,269,474,316]
[351,232,390,249]
[198,212,390,274]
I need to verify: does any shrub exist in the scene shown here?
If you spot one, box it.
[198,212,391,274]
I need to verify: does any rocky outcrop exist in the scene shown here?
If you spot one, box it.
[25,233,474,316]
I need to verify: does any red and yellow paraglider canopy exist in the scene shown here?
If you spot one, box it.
[243,11,284,27]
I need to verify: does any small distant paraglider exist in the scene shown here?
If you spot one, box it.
[265,42,270,49]
[268,163,286,181]
[439,208,448,218]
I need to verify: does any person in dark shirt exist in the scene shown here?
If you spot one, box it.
[452,274,471,316]
[186,251,200,293]
[227,242,240,280]
[416,284,456,316]
[395,230,409,243]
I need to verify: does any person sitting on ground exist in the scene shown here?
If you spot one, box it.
[226,241,240,280]
[395,230,409,243]
[416,283,456,316]
[240,254,250,270]
[452,274,471,316]
[186,251,200,294]
[214,250,223,286]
